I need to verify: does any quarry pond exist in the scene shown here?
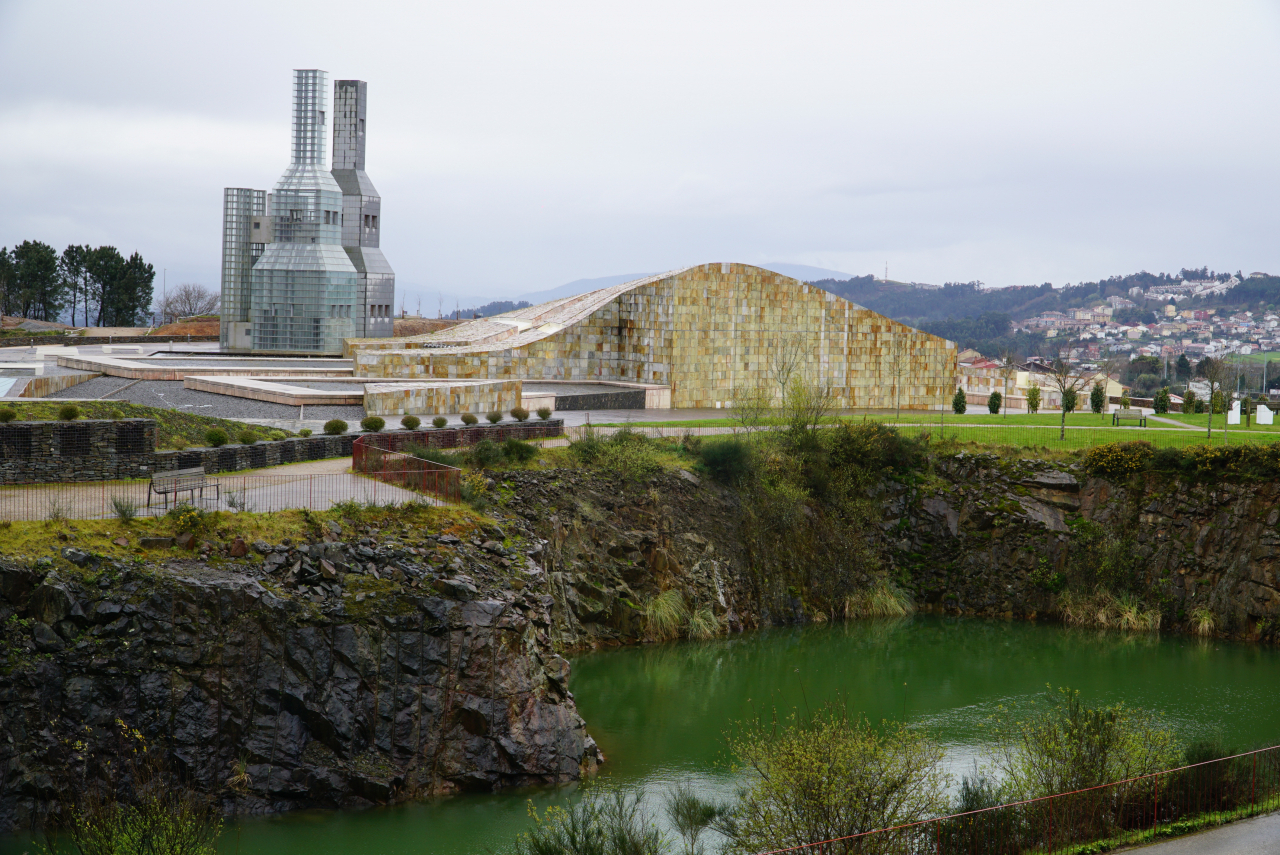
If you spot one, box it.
[8,616,1280,855]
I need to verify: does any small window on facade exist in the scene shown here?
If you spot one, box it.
[319,110,325,125]
[323,211,330,224]
[359,118,365,135]
[253,221,260,230]
[372,215,378,229]
[364,214,371,228]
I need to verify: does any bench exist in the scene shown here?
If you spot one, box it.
[148,467,219,510]
[1112,408,1147,427]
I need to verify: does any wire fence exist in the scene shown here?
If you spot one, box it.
[554,420,1280,452]
[753,745,1280,855]
[0,471,441,522]
[352,433,462,505]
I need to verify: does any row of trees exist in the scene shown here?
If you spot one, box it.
[0,241,156,326]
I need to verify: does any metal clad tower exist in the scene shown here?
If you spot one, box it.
[332,79,395,338]
[248,69,358,353]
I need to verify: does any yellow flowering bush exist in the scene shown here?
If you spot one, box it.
[1083,441,1154,479]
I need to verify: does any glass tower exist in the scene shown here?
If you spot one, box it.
[219,188,266,350]
[332,79,395,338]
[248,69,359,353]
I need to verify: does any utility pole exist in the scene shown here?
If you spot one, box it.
[162,268,166,326]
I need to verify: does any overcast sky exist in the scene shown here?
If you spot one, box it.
[2,1,1279,308]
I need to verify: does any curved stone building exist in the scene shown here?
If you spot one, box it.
[346,263,956,410]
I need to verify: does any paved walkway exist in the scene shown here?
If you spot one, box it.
[0,456,436,521]
[1122,812,1280,853]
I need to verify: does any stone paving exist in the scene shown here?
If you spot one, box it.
[1121,812,1280,853]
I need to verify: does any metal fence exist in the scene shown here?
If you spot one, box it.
[754,745,1280,855]
[556,420,1280,452]
[352,433,462,505]
[0,471,441,521]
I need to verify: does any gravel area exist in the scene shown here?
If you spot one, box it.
[47,376,135,399]
[51,379,365,421]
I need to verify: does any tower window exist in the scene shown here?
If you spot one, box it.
[253,221,260,230]
[364,214,370,228]
[371,215,378,229]
[319,110,325,125]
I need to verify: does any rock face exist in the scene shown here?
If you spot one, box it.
[0,557,596,831]
[4,454,1280,831]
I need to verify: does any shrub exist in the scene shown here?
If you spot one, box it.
[827,422,925,474]
[360,416,385,432]
[469,438,504,468]
[1026,385,1041,414]
[511,788,665,855]
[110,496,138,524]
[987,391,1002,414]
[1120,392,1132,409]
[204,427,229,447]
[298,428,313,437]
[461,413,479,426]
[1062,388,1078,414]
[1090,382,1106,414]
[572,426,665,480]
[267,429,286,440]
[510,406,530,422]
[486,410,503,424]
[729,704,950,854]
[400,415,421,431]
[1153,387,1171,414]
[108,408,124,421]
[323,419,348,436]
[459,472,489,511]
[432,416,448,428]
[406,444,465,467]
[1182,388,1198,414]
[952,386,967,415]
[1083,440,1155,479]
[238,431,257,445]
[700,437,753,483]
[504,437,537,463]
[0,408,15,423]
[983,686,1180,804]
[57,404,80,421]
[536,406,553,420]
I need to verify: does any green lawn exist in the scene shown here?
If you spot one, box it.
[1154,412,1280,433]
[898,423,1278,450]
[602,412,1180,429]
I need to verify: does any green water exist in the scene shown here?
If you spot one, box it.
[7,616,1280,854]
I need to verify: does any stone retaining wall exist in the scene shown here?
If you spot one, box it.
[153,435,356,474]
[0,420,157,484]
[363,379,521,417]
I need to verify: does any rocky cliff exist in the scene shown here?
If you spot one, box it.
[2,453,1277,830]
[0,517,599,831]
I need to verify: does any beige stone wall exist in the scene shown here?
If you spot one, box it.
[363,380,521,417]
[350,264,957,410]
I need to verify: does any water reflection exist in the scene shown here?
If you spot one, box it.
[4,616,1276,855]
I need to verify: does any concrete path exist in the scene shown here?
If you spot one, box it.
[1122,812,1280,853]
[0,455,439,521]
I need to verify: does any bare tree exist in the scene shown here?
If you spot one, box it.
[1043,352,1089,441]
[887,335,911,422]
[998,349,1019,417]
[769,332,807,402]
[156,282,219,324]
[783,376,834,433]
[1200,356,1232,442]
[730,380,773,438]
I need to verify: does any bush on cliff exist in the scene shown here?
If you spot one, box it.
[1085,439,1280,483]
[699,437,753,483]
[570,425,665,481]
[1083,441,1154,479]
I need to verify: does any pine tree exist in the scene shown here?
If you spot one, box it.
[952,386,967,415]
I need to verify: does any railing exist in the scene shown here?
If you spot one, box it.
[555,420,1280,452]
[0,472,438,521]
[754,745,1280,855]
[352,433,463,505]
